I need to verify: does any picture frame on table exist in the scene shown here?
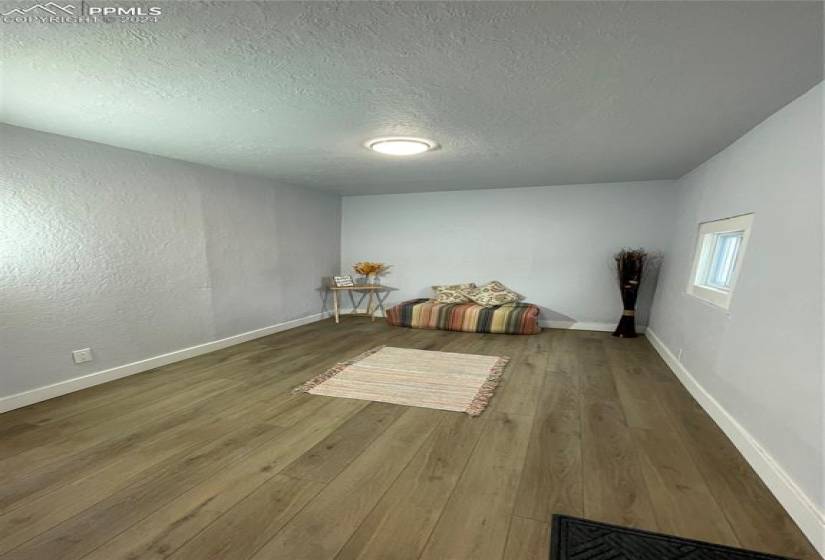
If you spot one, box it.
[333,275,355,287]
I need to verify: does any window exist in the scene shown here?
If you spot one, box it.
[687,213,754,309]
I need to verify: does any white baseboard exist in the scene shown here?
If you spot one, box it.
[341,312,642,334]
[540,320,646,333]
[338,307,385,318]
[340,312,641,334]
[0,311,332,414]
[646,328,825,556]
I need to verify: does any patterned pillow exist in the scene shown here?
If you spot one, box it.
[432,283,476,304]
[462,281,524,307]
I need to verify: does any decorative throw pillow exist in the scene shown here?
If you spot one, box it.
[432,283,476,304]
[462,281,524,307]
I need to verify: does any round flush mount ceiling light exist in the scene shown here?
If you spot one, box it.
[366,137,437,156]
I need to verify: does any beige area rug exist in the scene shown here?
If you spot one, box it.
[293,346,510,416]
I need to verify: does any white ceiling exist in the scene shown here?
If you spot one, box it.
[1,1,821,195]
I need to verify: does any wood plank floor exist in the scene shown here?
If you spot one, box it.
[0,319,819,560]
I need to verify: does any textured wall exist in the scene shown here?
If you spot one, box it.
[0,125,341,399]
[649,84,823,510]
[341,181,677,326]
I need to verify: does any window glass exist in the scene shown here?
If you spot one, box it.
[687,214,753,309]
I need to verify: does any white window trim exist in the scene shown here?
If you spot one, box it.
[686,213,754,310]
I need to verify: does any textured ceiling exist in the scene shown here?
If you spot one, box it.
[1,1,822,195]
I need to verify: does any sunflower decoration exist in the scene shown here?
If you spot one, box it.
[353,261,391,282]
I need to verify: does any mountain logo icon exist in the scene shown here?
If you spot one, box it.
[1,2,76,16]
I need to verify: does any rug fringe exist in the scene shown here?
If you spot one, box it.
[292,345,386,394]
[465,355,510,416]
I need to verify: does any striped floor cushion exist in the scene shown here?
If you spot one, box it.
[385,299,541,335]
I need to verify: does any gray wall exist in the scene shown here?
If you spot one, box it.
[0,125,341,399]
[341,181,677,326]
[649,84,823,510]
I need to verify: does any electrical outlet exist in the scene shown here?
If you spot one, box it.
[72,348,93,364]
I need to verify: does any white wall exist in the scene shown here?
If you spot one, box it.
[0,125,341,404]
[341,181,677,328]
[649,84,823,540]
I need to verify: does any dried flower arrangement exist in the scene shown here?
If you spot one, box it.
[353,261,391,283]
[613,248,647,338]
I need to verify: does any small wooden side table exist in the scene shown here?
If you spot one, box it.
[329,285,388,324]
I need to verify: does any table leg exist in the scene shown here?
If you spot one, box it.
[376,291,387,319]
[366,291,375,321]
[333,290,340,324]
